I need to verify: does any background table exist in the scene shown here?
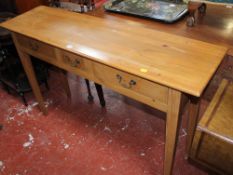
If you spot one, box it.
[89,4,233,56]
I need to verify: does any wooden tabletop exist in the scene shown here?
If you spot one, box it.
[1,6,227,97]
[89,5,233,55]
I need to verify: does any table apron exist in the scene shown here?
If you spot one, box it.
[15,33,170,113]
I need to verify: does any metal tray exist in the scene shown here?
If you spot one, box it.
[104,0,188,23]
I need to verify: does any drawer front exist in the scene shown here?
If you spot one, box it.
[57,50,93,78]
[16,34,56,59]
[60,51,85,71]
[92,62,169,111]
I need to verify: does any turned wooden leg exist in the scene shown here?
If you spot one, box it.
[164,89,182,175]
[0,124,3,130]
[85,79,94,101]
[1,82,10,94]
[44,79,50,90]
[198,3,207,14]
[12,33,47,115]
[19,92,28,106]
[187,2,206,27]
[94,83,105,107]
[187,1,199,27]
[186,96,200,157]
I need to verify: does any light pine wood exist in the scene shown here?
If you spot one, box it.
[186,96,200,156]
[92,62,169,112]
[1,6,228,175]
[191,79,233,174]
[164,89,182,175]
[14,33,170,112]
[16,34,56,59]
[88,5,233,56]
[198,79,233,139]
[12,33,48,115]
[0,6,227,97]
[16,34,57,62]
[59,50,86,72]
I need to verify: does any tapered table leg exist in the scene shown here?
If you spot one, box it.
[186,96,200,157]
[58,70,71,98]
[12,33,47,115]
[164,89,182,175]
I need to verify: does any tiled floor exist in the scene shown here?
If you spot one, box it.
[0,71,209,175]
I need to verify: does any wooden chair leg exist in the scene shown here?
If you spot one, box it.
[5,85,10,94]
[58,70,71,98]
[94,83,105,107]
[45,79,50,90]
[85,79,94,101]
[186,96,200,157]
[1,81,11,94]
[19,92,28,106]
[187,2,206,27]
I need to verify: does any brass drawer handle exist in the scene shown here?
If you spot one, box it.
[71,59,80,67]
[29,42,39,51]
[116,74,136,89]
[63,55,81,68]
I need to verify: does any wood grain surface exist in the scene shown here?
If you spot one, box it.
[0,6,227,97]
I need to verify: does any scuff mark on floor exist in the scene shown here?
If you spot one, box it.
[140,152,146,157]
[121,118,131,131]
[23,133,34,148]
[100,166,107,171]
[179,128,187,138]
[61,139,70,150]
[64,143,70,149]
[103,126,112,133]
[0,160,5,172]
[5,99,53,120]
[93,117,104,128]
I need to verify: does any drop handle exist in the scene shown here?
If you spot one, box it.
[129,80,136,86]
[63,55,81,67]
[116,74,122,82]
[116,74,136,89]
[70,59,81,67]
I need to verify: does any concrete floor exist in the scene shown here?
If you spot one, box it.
[0,71,209,175]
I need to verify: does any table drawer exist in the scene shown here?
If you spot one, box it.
[16,34,56,59]
[61,51,84,69]
[57,50,92,77]
[92,63,169,111]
